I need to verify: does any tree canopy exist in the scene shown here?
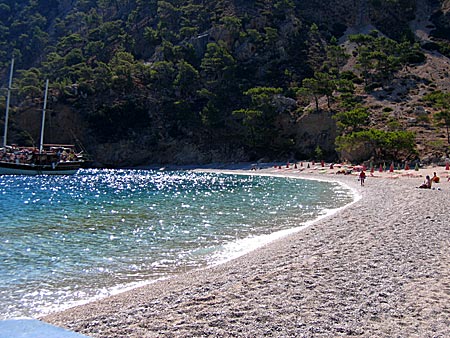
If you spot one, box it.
[0,0,444,164]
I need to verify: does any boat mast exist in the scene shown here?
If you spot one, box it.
[3,58,14,148]
[39,79,49,153]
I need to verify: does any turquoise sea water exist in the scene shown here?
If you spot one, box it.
[0,169,354,319]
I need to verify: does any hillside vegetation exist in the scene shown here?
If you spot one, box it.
[0,0,449,166]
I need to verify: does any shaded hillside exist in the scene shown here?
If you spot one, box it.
[0,0,449,166]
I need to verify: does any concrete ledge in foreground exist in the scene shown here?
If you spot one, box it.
[0,319,90,338]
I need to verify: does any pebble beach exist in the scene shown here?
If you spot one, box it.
[43,164,450,337]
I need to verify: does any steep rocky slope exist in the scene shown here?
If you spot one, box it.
[1,0,449,166]
[297,0,450,164]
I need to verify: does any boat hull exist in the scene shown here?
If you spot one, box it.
[0,161,82,175]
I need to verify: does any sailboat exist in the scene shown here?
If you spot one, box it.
[0,59,85,175]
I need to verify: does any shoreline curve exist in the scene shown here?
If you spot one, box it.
[42,165,450,337]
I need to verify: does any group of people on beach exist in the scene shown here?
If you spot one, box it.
[418,172,441,189]
[258,161,448,189]
[357,169,445,189]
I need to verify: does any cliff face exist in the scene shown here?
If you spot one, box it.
[299,0,416,39]
[431,0,450,39]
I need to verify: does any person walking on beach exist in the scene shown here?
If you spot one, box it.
[359,170,366,186]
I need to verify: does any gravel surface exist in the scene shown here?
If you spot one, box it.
[43,167,450,337]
